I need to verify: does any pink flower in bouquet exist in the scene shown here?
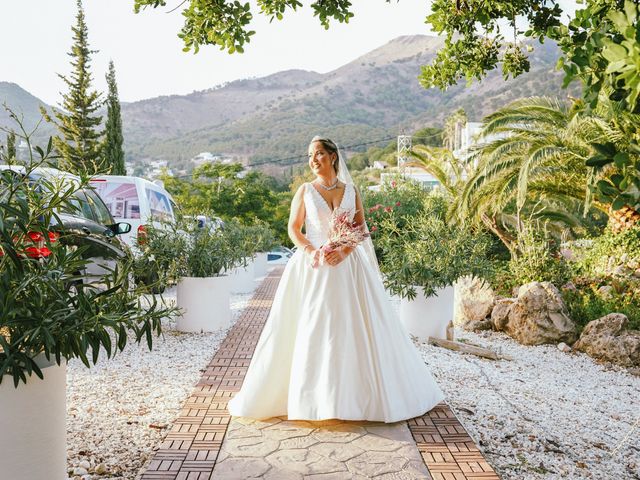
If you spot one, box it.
[311,208,369,268]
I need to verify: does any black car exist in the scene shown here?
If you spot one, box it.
[0,166,132,285]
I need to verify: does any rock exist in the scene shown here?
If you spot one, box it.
[634,269,640,279]
[466,318,494,332]
[454,276,495,330]
[491,298,515,331]
[597,285,614,299]
[72,467,88,476]
[561,281,576,291]
[557,342,571,353]
[573,313,640,367]
[94,464,107,475]
[498,282,578,345]
[79,460,91,470]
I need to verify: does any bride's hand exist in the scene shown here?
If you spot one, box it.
[324,246,350,266]
[304,246,322,268]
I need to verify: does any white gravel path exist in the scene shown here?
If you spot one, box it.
[415,328,640,480]
[66,284,255,480]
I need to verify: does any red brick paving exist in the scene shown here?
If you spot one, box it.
[140,266,500,479]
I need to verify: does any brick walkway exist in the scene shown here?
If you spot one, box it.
[140,267,499,480]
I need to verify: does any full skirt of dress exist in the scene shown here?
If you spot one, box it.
[227,245,445,423]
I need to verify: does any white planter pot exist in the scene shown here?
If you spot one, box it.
[0,356,67,480]
[399,285,455,342]
[253,252,268,278]
[176,275,231,332]
[230,261,255,293]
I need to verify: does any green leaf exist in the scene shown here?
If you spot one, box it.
[585,154,612,168]
[614,152,630,168]
[612,195,627,210]
[592,142,617,158]
[602,43,628,63]
[610,173,624,187]
[624,0,638,24]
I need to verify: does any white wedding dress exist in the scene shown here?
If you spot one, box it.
[228,182,444,423]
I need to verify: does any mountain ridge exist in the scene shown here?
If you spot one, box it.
[1,34,577,174]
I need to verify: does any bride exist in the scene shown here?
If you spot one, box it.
[227,136,444,422]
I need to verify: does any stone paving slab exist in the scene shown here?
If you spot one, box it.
[213,416,430,479]
[140,266,500,480]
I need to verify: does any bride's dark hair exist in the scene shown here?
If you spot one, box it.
[310,136,339,175]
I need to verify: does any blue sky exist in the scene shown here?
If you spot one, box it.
[1,1,577,104]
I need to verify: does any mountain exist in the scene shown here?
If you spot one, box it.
[0,82,56,143]
[120,35,577,172]
[2,34,578,173]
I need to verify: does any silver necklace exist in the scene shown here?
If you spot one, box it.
[316,178,339,191]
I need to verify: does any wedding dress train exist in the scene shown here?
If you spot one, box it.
[227,182,444,422]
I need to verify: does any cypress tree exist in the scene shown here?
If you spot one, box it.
[50,0,103,174]
[103,60,126,175]
[6,132,16,160]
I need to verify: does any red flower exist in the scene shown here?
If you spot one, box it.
[384,206,392,213]
[27,231,44,242]
[24,246,52,258]
[391,181,397,188]
[371,226,378,232]
[395,201,401,207]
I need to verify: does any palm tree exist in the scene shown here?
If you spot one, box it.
[453,97,606,252]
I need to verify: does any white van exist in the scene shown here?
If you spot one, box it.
[89,175,176,249]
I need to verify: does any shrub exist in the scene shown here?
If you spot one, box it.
[377,193,494,299]
[243,219,277,253]
[505,226,571,291]
[138,215,253,281]
[570,226,640,279]
[363,176,432,263]
[0,130,174,387]
[562,282,640,331]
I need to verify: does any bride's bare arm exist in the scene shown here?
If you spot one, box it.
[288,184,315,257]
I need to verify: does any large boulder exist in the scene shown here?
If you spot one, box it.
[573,313,640,367]
[453,276,495,331]
[496,282,578,345]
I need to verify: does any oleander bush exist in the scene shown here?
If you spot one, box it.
[0,135,174,387]
[376,192,494,299]
[137,215,254,282]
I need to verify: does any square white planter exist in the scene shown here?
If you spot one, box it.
[399,285,455,342]
[176,275,231,332]
[253,252,268,278]
[229,260,255,293]
[0,356,67,480]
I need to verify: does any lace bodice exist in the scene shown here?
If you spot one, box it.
[304,182,355,248]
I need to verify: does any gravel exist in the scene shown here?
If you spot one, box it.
[415,328,640,480]
[66,285,255,480]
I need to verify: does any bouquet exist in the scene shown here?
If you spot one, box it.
[311,208,369,268]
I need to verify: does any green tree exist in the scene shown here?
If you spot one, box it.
[162,162,281,228]
[46,0,103,174]
[456,96,613,252]
[103,60,126,175]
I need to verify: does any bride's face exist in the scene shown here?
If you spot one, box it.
[308,141,336,176]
